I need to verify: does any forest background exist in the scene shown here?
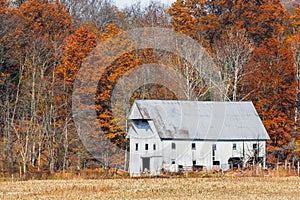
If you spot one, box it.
[0,0,300,178]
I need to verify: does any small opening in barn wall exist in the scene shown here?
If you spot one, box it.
[172,143,176,149]
[134,119,149,129]
[212,144,216,150]
[192,143,196,150]
[232,143,237,150]
[253,143,258,149]
[145,144,148,150]
[212,144,216,161]
[135,143,138,151]
[253,143,258,156]
[228,157,243,169]
[171,160,175,164]
[192,160,196,166]
[142,157,150,171]
[153,144,156,150]
[213,161,220,166]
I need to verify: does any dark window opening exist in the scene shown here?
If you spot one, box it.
[171,160,175,164]
[192,165,204,172]
[145,144,148,150]
[253,143,258,149]
[233,143,237,150]
[193,160,196,166]
[153,144,156,150]
[228,157,243,169]
[213,161,220,166]
[212,144,216,162]
[212,144,216,151]
[192,143,196,150]
[172,143,176,149]
[142,157,150,171]
[134,119,149,129]
[135,143,138,151]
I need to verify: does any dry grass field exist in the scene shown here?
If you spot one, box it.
[1,177,300,200]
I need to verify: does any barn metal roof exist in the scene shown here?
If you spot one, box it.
[128,100,270,140]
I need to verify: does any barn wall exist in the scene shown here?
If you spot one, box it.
[129,137,163,176]
[160,140,267,171]
[128,120,162,176]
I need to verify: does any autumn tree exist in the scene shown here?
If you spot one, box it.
[1,0,300,177]
[240,2,297,162]
[0,0,73,176]
[169,0,297,162]
[95,25,153,147]
[241,39,296,162]
[58,26,97,88]
[290,6,300,157]
[57,26,97,171]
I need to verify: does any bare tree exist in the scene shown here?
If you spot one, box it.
[122,1,170,28]
[161,54,211,101]
[214,29,253,101]
[59,0,120,30]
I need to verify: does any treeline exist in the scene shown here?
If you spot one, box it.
[0,0,299,178]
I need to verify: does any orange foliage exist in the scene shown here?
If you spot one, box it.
[58,26,97,88]
[1,0,300,176]
[170,0,297,161]
[9,0,72,47]
[241,39,296,161]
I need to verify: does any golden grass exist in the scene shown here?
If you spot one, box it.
[1,177,300,199]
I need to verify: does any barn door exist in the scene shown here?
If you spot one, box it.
[142,157,150,171]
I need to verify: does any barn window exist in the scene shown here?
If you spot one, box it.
[233,143,237,150]
[253,143,258,149]
[145,144,148,150]
[171,160,175,164]
[213,161,220,166]
[153,144,156,150]
[212,144,216,161]
[134,119,149,129]
[135,143,138,151]
[192,143,196,150]
[192,160,196,166]
[212,144,216,151]
[172,143,176,149]
[253,143,258,155]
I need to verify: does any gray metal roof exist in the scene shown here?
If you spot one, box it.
[128,100,270,140]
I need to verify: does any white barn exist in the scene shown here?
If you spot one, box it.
[127,100,270,176]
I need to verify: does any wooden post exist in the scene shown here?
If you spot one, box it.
[297,161,300,176]
[185,166,188,178]
[285,160,287,170]
[124,119,128,171]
